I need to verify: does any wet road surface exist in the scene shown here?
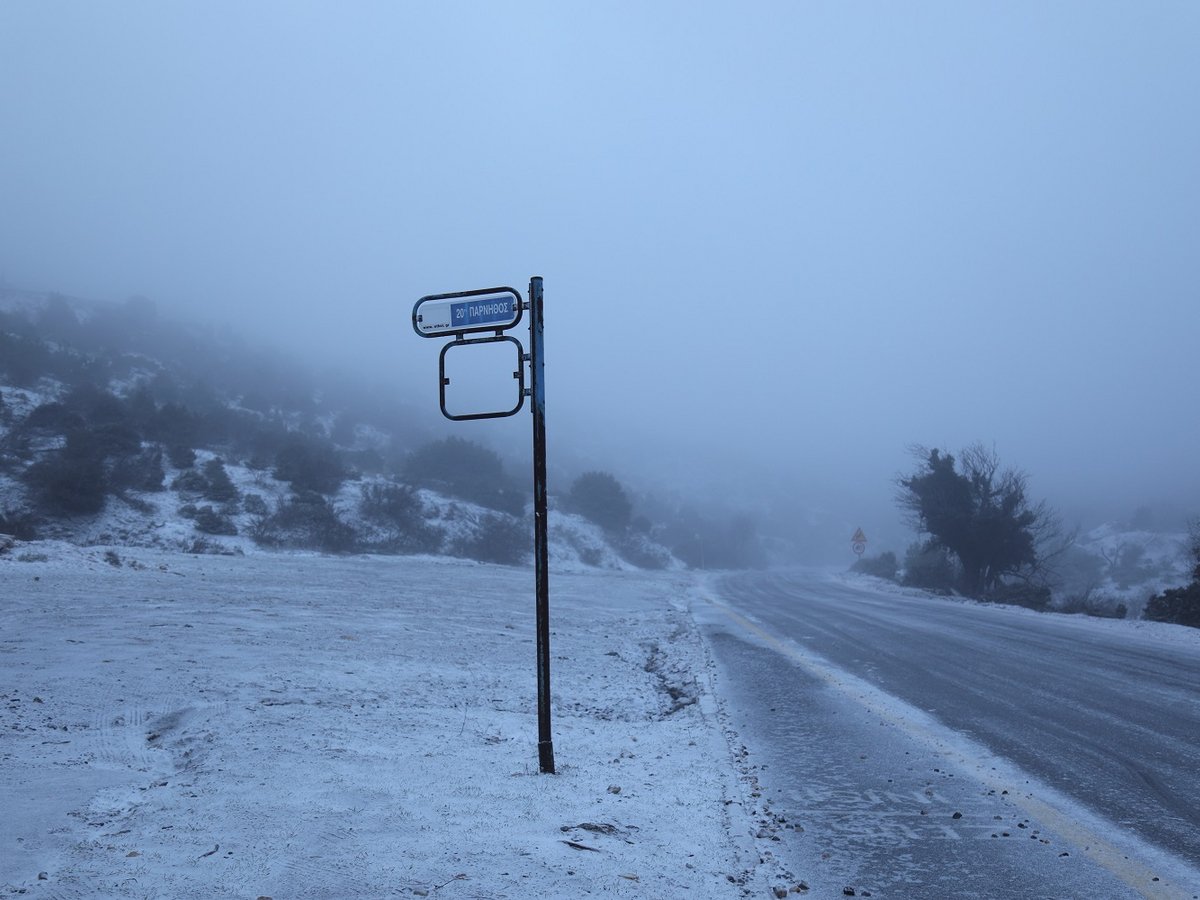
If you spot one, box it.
[700,570,1200,899]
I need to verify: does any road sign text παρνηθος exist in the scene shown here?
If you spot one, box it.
[450,297,515,328]
[412,287,523,338]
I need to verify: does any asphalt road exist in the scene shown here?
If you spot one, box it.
[703,570,1200,899]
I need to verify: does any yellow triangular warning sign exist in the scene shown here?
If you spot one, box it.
[851,527,867,543]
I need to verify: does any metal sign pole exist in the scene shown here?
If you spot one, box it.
[413,277,555,774]
[529,275,555,774]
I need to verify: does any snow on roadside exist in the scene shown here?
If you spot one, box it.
[836,569,1200,651]
[1,546,750,897]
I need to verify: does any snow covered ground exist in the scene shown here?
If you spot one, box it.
[2,544,760,897]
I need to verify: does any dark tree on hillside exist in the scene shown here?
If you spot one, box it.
[251,491,355,552]
[0,331,52,387]
[20,381,149,513]
[565,471,633,533]
[24,402,85,433]
[897,444,1058,598]
[201,458,238,502]
[61,385,127,426]
[151,403,198,449]
[1145,584,1200,628]
[450,512,529,565]
[1144,520,1200,628]
[359,482,443,554]
[902,541,958,591]
[36,294,82,344]
[110,446,166,493]
[23,441,107,515]
[360,482,424,527]
[405,437,525,515]
[273,435,345,495]
[0,508,38,540]
[86,422,142,460]
[167,443,196,469]
[126,385,158,432]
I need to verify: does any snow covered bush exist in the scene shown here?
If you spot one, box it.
[902,542,957,593]
[565,471,632,533]
[614,531,672,570]
[1144,519,1200,628]
[851,551,899,581]
[0,508,38,541]
[166,442,196,469]
[405,437,525,516]
[251,492,356,553]
[242,493,269,517]
[273,435,345,495]
[358,482,443,554]
[110,446,166,493]
[23,439,107,516]
[449,512,528,565]
[1144,585,1200,628]
[190,505,238,536]
[201,458,238,503]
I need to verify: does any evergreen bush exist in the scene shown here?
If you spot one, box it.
[852,551,899,580]
[358,482,443,554]
[565,471,633,533]
[202,458,239,502]
[192,505,238,536]
[274,435,345,495]
[252,492,356,553]
[450,512,528,565]
[405,437,524,515]
[902,542,958,592]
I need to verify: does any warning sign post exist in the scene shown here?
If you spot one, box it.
[851,527,867,557]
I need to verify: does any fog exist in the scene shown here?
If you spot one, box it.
[3,2,1198,558]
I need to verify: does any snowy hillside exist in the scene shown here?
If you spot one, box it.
[0,432,676,574]
[0,290,680,572]
[1056,524,1193,617]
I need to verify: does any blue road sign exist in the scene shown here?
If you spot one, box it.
[413,286,523,338]
[451,296,516,328]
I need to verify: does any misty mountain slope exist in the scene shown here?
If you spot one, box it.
[1049,524,1193,618]
[0,289,679,570]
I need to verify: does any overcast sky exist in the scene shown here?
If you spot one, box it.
[2,2,1198,548]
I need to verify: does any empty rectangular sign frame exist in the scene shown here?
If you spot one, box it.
[439,335,526,421]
